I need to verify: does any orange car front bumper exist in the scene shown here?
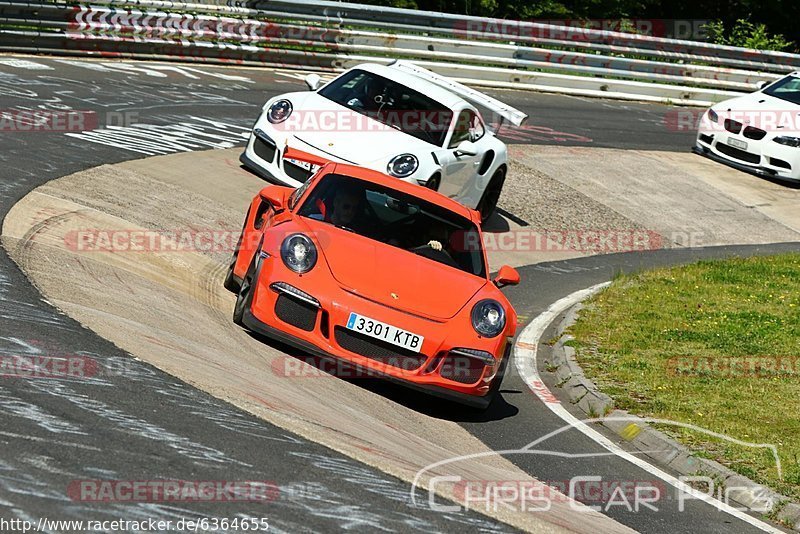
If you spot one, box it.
[242,254,510,406]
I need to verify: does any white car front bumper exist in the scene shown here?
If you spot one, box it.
[240,120,436,189]
[695,118,800,182]
[240,127,332,188]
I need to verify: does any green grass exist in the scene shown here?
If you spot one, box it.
[568,254,800,501]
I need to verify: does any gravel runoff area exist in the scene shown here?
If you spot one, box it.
[498,160,651,233]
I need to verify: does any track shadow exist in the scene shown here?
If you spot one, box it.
[479,209,530,233]
[496,208,529,228]
[481,211,511,233]
[760,173,800,189]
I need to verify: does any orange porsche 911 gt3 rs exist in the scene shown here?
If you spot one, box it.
[224,157,520,409]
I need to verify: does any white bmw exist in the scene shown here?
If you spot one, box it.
[694,71,800,182]
[240,61,527,221]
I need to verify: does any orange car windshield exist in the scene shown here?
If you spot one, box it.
[297,173,486,278]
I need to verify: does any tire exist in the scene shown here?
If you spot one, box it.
[223,256,241,293]
[470,346,510,411]
[477,167,506,223]
[426,173,441,192]
[233,250,259,327]
[224,207,251,293]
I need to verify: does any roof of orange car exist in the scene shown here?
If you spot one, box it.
[326,162,480,223]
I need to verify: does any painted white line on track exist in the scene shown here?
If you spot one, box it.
[514,282,783,533]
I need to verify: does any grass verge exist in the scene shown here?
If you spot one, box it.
[568,253,800,501]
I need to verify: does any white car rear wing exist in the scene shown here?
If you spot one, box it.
[390,60,528,127]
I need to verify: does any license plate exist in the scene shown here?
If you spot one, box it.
[346,312,424,352]
[285,157,320,174]
[727,137,748,150]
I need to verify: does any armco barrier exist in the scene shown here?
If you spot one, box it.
[1,0,799,106]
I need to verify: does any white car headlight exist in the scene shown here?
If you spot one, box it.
[773,136,800,148]
[707,109,718,123]
[280,234,317,273]
[387,154,419,178]
[471,299,506,338]
[267,99,293,124]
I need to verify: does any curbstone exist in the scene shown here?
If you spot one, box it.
[543,301,800,529]
[562,377,588,403]
[628,427,683,466]
[577,389,614,417]
[778,503,800,530]
[723,475,782,512]
[554,363,573,383]
[695,458,739,481]
[666,451,703,474]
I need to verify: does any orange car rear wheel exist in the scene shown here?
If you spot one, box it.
[233,244,260,326]
[224,207,252,294]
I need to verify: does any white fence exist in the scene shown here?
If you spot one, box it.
[2,0,800,106]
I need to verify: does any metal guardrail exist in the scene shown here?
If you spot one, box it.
[2,0,800,106]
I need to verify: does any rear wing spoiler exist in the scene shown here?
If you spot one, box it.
[283,146,333,168]
[389,60,528,127]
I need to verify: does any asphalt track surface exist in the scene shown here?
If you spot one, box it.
[0,56,796,533]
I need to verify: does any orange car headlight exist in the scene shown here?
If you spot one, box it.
[471,299,505,338]
[280,233,317,273]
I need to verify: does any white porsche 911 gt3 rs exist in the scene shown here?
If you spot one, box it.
[694,71,800,183]
[240,60,527,221]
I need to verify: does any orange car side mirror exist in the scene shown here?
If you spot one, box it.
[259,186,288,212]
[493,265,520,288]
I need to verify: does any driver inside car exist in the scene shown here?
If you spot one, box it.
[329,187,361,228]
[414,221,458,267]
[309,184,366,233]
[347,78,387,112]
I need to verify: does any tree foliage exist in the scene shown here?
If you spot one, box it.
[705,19,793,51]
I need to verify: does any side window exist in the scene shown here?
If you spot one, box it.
[448,110,473,148]
[470,113,486,142]
[288,177,313,210]
[773,78,800,94]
